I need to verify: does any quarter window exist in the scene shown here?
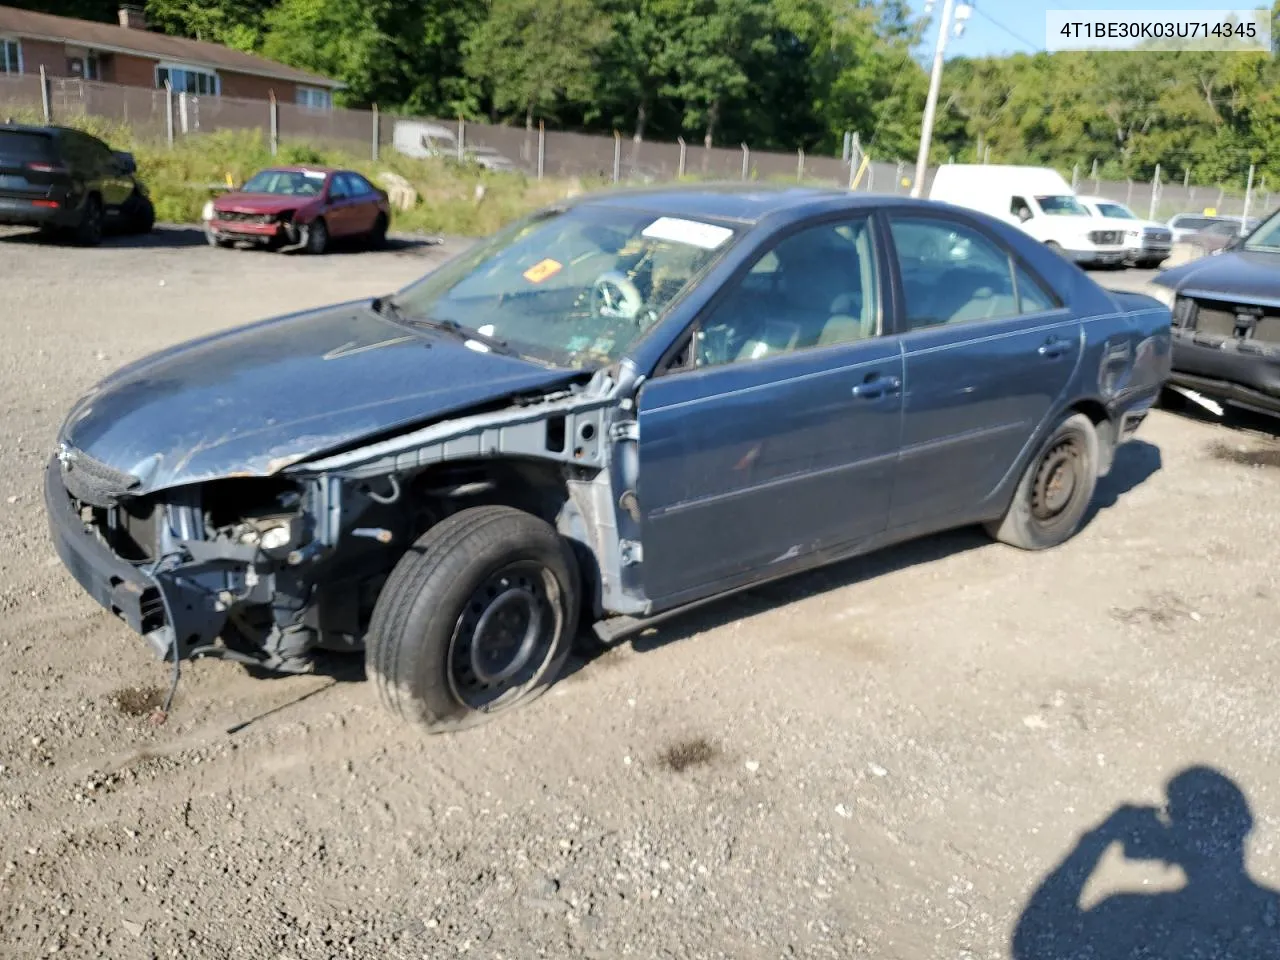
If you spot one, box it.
[0,37,21,75]
[692,216,881,369]
[888,217,1058,330]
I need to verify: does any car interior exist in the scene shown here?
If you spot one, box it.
[695,221,878,367]
[890,220,1027,327]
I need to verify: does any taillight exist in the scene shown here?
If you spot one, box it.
[25,161,67,174]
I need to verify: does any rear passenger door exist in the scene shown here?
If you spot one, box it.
[325,173,369,236]
[342,173,381,234]
[884,213,1081,529]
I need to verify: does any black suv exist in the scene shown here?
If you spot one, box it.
[0,124,155,245]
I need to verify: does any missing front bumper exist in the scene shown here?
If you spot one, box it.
[43,456,229,660]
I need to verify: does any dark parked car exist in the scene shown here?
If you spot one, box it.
[45,186,1171,733]
[0,123,154,245]
[1189,218,1247,256]
[1150,206,1280,416]
[204,166,391,254]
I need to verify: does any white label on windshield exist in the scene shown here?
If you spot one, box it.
[642,216,733,250]
[302,170,326,180]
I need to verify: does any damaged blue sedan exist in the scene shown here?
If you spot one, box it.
[45,186,1172,732]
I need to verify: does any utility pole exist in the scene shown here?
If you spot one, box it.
[1243,163,1256,228]
[912,0,972,197]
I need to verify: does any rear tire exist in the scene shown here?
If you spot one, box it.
[73,195,103,247]
[365,505,580,733]
[368,213,388,249]
[123,190,155,235]
[984,412,1099,551]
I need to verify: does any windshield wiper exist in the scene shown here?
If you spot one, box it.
[407,315,515,355]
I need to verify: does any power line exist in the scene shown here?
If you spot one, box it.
[971,7,1042,53]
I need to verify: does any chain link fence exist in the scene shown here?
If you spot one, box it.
[2,72,1271,224]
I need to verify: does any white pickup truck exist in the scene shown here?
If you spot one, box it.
[929,165,1128,268]
[1075,195,1172,268]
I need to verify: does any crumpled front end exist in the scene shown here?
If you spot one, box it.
[44,443,357,671]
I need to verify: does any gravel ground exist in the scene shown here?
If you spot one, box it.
[3,230,1279,959]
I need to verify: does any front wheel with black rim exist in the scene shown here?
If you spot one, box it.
[984,412,1100,551]
[365,505,581,733]
[303,217,328,255]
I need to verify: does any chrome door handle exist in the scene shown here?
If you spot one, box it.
[852,375,901,399]
[1038,338,1070,358]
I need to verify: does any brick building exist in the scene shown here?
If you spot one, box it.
[0,4,342,108]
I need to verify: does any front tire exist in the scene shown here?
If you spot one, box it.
[303,217,328,255]
[366,506,580,733]
[984,412,1099,550]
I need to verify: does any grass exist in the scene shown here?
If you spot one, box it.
[4,109,603,236]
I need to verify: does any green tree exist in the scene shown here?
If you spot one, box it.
[651,0,776,149]
[463,0,612,130]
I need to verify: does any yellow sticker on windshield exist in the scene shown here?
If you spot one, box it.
[523,258,563,283]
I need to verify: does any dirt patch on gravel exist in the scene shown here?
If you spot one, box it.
[109,685,165,717]
[1207,440,1280,468]
[659,736,720,772]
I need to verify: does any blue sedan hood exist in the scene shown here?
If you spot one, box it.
[1157,250,1280,304]
[58,299,577,493]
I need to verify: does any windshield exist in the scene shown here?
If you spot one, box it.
[1035,195,1088,216]
[241,169,327,196]
[1172,216,1217,230]
[1243,210,1280,252]
[388,204,741,368]
[1096,202,1137,220]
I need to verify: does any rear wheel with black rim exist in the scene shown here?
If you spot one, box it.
[984,412,1099,550]
[365,505,580,733]
[367,213,388,249]
[73,195,104,247]
[122,190,155,235]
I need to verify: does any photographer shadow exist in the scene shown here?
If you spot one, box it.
[1013,766,1280,959]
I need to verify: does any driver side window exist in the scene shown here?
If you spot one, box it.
[690,216,880,369]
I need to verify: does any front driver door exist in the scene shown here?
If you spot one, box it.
[635,213,905,608]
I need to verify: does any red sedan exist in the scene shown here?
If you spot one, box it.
[204,166,391,254]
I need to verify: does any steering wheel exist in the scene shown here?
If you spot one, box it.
[590,271,645,321]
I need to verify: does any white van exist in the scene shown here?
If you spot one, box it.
[928,165,1127,268]
[391,119,518,172]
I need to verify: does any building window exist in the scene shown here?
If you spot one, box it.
[156,63,219,96]
[296,86,332,110]
[0,37,22,75]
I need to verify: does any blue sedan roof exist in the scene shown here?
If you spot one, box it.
[576,183,898,224]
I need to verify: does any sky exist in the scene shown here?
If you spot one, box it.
[909,0,1270,58]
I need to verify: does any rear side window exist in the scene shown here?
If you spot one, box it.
[0,132,53,162]
[888,216,1061,329]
